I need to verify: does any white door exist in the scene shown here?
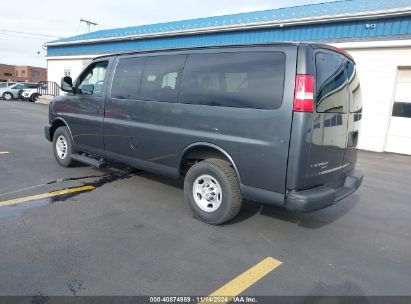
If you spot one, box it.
[385,69,411,155]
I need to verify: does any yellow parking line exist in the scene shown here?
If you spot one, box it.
[0,185,95,207]
[201,257,282,303]
[0,151,10,155]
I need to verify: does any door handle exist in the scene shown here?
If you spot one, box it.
[347,131,358,148]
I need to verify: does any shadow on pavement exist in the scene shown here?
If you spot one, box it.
[90,163,360,228]
[259,195,360,229]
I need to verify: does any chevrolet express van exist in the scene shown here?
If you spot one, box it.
[45,43,363,224]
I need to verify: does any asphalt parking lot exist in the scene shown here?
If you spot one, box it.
[1,101,411,297]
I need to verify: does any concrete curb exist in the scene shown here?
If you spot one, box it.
[36,95,54,105]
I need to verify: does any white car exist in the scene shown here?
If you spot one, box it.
[0,83,38,101]
[21,88,41,102]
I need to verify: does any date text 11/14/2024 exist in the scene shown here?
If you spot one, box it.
[149,296,258,303]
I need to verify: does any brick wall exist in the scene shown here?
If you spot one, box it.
[0,64,47,82]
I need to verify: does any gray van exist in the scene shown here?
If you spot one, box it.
[45,43,363,224]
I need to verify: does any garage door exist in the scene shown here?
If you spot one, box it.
[385,69,411,155]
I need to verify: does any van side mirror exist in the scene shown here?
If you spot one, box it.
[61,76,73,92]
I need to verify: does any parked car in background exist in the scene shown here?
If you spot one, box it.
[21,87,41,102]
[0,83,38,100]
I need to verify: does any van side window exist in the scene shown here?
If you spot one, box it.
[316,52,347,113]
[77,61,108,96]
[111,57,146,100]
[179,52,285,109]
[139,55,187,103]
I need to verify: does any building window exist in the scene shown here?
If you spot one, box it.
[392,69,411,119]
[15,71,18,76]
[3,72,12,76]
[32,71,40,79]
[22,70,26,76]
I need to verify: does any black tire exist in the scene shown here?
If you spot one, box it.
[2,92,13,101]
[52,126,75,167]
[30,94,39,102]
[184,158,242,225]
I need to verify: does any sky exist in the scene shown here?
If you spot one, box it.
[0,0,336,67]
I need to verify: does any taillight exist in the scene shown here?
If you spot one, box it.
[293,74,314,112]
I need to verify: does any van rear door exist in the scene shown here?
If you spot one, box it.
[285,45,363,211]
[305,49,350,188]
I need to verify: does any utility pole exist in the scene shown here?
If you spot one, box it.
[80,18,98,32]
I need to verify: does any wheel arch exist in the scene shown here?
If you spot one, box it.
[50,117,73,142]
[179,142,242,185]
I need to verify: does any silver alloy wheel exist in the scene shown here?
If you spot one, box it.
[3,93,12,101]
[56,135,68,159]
[192,174,222,212]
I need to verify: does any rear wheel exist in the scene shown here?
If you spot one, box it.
[184,159,242,224]
[53,126,75,167]
[2,92,13,101]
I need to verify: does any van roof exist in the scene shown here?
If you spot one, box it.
[93,42,354,62]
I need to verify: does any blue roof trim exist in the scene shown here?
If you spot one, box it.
[47,16,411,57]
[50,0,411,44]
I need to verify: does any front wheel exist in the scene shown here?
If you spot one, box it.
[52,126,76,167]
[2,92,13,101]
[184,159,242,225]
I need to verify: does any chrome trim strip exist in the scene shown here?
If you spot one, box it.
[319,163,351,175]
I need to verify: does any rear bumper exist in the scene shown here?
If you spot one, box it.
[44,125,52,142]
[284,169,364,212]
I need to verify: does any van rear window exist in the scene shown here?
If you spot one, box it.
[316,52,347,113]
[179,51,285,109]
